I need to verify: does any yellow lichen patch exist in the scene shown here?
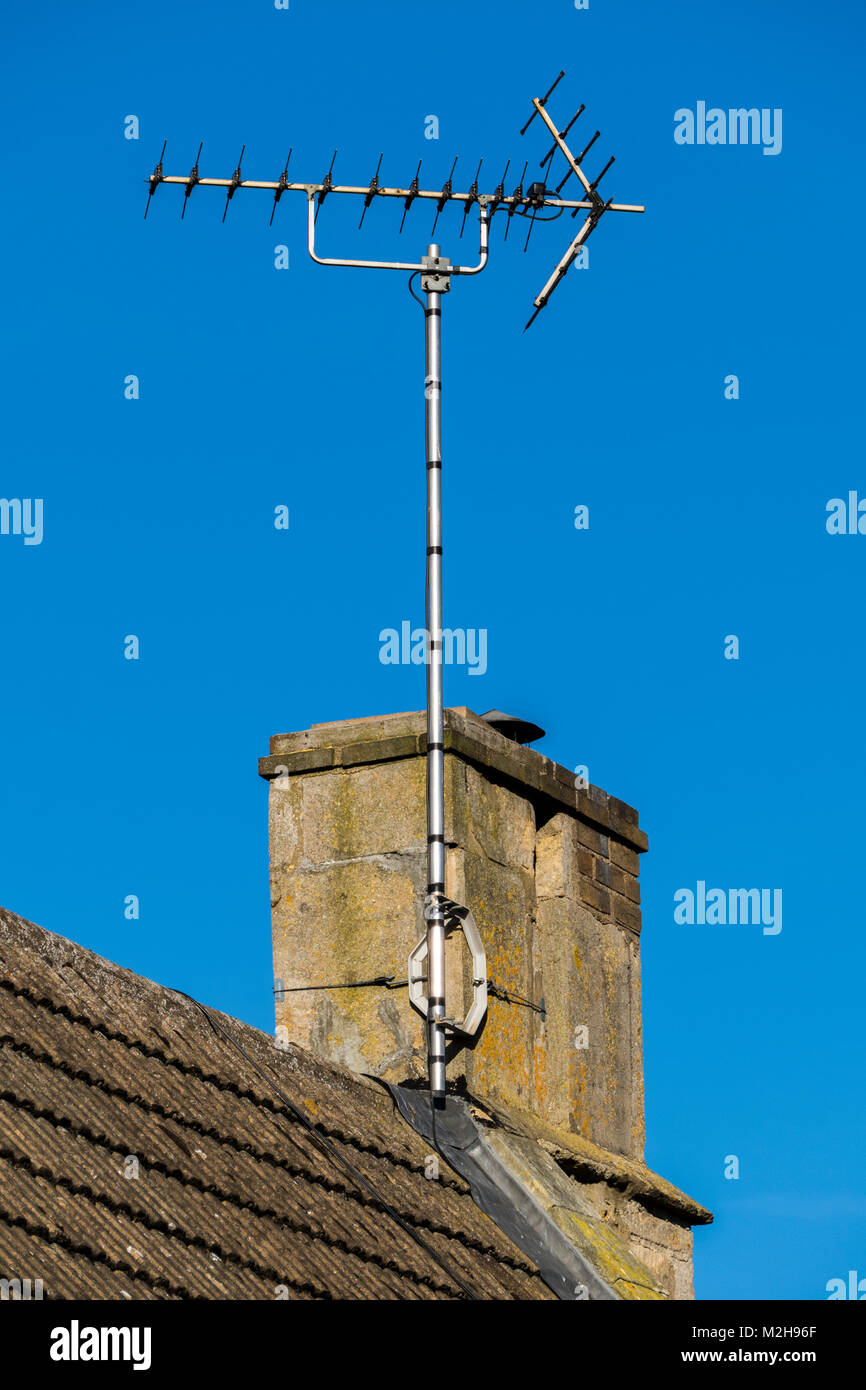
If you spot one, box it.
[554,1209,667,1301]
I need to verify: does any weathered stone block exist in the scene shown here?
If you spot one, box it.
[578,878,611,918]
[272,856,426,1081]
[462,761,535,874]
[458,849,537,1111]
[576,823,609,858]
[612,894,642,935]
[611,839,641,876]
[299,760,426,865]
[534,896,644,1156]
[536,814,578,900]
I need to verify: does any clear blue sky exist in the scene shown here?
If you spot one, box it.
[2,0,863,1300]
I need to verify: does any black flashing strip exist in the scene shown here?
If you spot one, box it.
[428,833,445,842]
[385,1084,620,1304]
[426,742,444,751]
[427,461,442,469]
[427,546,443,555]
[428,881,445,891]
[425,308,442,317]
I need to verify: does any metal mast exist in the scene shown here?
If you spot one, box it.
[424,242,446,1096]
[423,241,448,1096]
[145,72,644,1106]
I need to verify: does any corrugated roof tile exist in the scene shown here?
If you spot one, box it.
[0,908,553,1301]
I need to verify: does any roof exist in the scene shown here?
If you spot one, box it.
[0,906,555,1301]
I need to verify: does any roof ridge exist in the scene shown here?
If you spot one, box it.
[0,906,375,1086]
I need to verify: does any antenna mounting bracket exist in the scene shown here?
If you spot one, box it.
[409,895,488,1037]
[420,253,451,293]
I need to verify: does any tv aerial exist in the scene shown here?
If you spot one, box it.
[145,72,644,1105]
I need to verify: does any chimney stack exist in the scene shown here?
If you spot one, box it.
[259,707,647,1161]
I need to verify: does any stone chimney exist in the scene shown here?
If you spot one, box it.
[259,707,648,1162]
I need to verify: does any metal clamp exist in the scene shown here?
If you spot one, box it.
[420,252,452,294]
[408,895,487,1036]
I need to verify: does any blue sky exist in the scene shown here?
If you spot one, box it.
[2,0,864,1300]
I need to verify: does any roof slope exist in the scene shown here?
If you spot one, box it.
[0,907,554,1301]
